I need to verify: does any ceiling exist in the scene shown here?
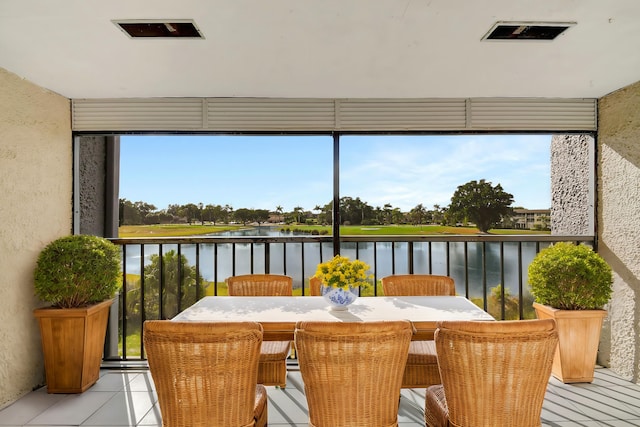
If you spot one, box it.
[1,0,639,100]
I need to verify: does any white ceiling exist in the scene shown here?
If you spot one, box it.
[1,0,639,100]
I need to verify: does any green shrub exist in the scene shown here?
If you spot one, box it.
[528,242,612,310]
[34,235,122,308]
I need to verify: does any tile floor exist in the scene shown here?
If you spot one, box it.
[1,364,640,426]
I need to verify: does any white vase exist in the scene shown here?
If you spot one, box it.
[321,285,359,310]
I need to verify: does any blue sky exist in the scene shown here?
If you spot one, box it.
[120,134,551,213]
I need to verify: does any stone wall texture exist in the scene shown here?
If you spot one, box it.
[550,134,593,236]
[597,80,640,381]
[0,68,71,407]
[79,136,106,236]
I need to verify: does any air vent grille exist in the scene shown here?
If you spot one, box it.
[113,20,203,38]
[483,21,575,41]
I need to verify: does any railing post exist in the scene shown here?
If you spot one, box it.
[332,132,340,256]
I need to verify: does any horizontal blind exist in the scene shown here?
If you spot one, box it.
[72,98,204,131]
[337,99,466,130]
[206,98,335,130]
[470,98,597,130]
[72,97,597,132]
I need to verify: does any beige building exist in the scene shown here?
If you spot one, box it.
[1,1,640,409]
[512,209,551,230]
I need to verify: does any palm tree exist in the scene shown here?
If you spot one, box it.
[410,204,427,226]
[293,206,304,224]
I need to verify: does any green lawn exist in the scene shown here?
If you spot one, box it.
[119,224,249,237]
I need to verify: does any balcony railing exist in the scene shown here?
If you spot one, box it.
[105,234,594,361]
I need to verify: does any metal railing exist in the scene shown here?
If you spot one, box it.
[105,234,594,361]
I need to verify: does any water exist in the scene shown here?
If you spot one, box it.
[122,226,544,298]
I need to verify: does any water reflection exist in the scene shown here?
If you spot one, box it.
[123,226,544,298]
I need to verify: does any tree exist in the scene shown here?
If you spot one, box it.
[211,204,226,225]
[409,203,427,225]
[448,179,514,233]
[254,209,270,225]
[197,202,204,225]
[179,203,200,224]
[223,204,233,223]
[126,250,205,325]
[391,207,404,224]
[119,199,157,225]
[234,208,253,225]
[119,199,139,225]
[292,206,305,224]
[316,202,333,225]
[383,203,393,224]
[339,196,373,225]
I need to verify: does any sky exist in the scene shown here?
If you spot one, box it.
[120,134,551,213]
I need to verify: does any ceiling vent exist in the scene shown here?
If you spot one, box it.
[482,21,575,41]
[113,20,204,39]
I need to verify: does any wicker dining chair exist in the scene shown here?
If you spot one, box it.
[295,320,413,427]
[143,320,268,427]
[424,319,558,427]
[226,273,293,387]
[308,276,322,296]
[381,274,456,388]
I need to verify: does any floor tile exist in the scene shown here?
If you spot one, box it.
[81,391,156,426]
[2,367,640,426]
[26,392,116,426]
[0,389,66,426]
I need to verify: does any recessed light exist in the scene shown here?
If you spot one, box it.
[482,21,575,41]
[113,19,204,39]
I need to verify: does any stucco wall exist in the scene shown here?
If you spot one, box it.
[0,68,72,407]
[550,134,593,236]
[79,136,107,236]
[598,80,640,381]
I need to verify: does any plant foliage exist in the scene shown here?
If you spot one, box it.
[528,242,612,310]
[34,235,122,308]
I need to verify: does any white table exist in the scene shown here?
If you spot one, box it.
[173,296,494,341]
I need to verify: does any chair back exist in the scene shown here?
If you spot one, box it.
[143,321,263,427]
[295,320,413,427]
[382,274,455,296]
[226,274,293,296]
[435,319,558,427]
[308,276,322,296]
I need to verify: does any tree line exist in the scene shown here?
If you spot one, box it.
[120,179,529,233]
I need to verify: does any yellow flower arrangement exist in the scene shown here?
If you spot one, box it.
[314,255,372,290]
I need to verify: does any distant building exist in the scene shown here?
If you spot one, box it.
[512,209,550,230]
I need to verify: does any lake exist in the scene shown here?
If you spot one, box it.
[122,226,546,298]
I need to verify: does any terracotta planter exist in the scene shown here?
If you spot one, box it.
[533,302,607,383]
[33,299,113,393]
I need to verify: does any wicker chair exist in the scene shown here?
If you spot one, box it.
[143,321,268,427]
[381,274,456,388]
[226,273,293,387]
[424,319,558,427]
[308,276,322,296]
[295,320,413,427]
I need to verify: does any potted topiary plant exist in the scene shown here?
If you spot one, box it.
[528,241,613,383]
[33,234,122,393]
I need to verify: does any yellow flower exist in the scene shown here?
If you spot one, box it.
[314,255,372,290]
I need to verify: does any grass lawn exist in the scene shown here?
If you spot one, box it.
[119,224,249,237]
